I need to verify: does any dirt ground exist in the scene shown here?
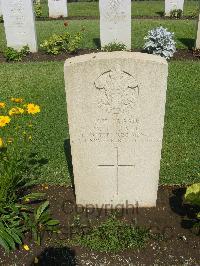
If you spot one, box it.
[0,49,199,64]
[0,185,199,266]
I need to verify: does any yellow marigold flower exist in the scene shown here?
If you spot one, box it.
[0,137,3,148]
[27,103,40,115]
[0,116,11,127]
[0,102,5,108]
[9,107,24,116]
[23,244,30,251]
[11,98,23,103]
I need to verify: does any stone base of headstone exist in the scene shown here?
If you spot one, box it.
[64,52,168,208]
[165,0,184,16]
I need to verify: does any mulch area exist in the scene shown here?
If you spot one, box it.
[0,15,197,22]
[0,49,199,64]
[34,15,199,21]
[0,185,199,265]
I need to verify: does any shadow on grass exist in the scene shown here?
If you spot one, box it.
[178,38,195,50]
[93,38,101,49]
[155,11,165,17]
[64,139,75,191]
[15,152,49,196]
[25,152,49,180]
[15,152,48,175]
[169,187,199,232]
[28,152,48,167]
[31,247,77,266]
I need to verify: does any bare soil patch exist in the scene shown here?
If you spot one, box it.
[0,49,199,64]
[0,185,199,265]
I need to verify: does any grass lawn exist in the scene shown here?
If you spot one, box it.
[0,19,197,52]
[0,60,199,186]
[39,1,200,18]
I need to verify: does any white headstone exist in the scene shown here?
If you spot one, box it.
[64,52,168,208]
[0,0,2,17]
[165,0,184,16]
[1,0,37,52]
[99,0,131,50]
[48,0,68,18]
[196,14,200,49]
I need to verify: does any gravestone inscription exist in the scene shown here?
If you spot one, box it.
[165,0,184,16]
[0,0,2,17]
[1,0,37,52]
[99,0,131,50]
[48,0,68,18]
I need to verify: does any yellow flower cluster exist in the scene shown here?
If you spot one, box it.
[9,107,24,116]
[0,137,14,148]
[11,98,23,103]
[0,102,5,109]
[0,98,41,129]
[27,103,41,115]
[0,116,11,128]
[0,98,41,153]
[0,137,3,148]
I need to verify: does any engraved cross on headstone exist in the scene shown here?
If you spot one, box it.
[98,147,134,195]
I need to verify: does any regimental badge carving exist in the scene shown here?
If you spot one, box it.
[90,65,140,143]
[94,65,139,114]
[103,0,124,24]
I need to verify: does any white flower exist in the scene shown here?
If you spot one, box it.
[143,26,176,59]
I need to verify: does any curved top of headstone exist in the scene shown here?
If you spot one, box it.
[64,52,167,67]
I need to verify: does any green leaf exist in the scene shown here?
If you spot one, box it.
[39,212,51,224]
[35,201,49,221]
[22,192,46,202]
[185,183,200,206]
[6,228,22,245]
[15,203,33,211]
[0,228,16,250]
[0,236,10,252]
[46,220,60,226]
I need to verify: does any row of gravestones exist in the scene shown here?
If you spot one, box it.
[0,0,193,18]
[0,0,68,19]
[0,0,200,53]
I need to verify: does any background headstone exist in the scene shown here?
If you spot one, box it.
[64,52,168,207]
[2,0,37,52]
[196,14,200,49]
[0,0,2,17]
[48,0,68,18]
[99,0,131,50]
[165,0,184,16]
